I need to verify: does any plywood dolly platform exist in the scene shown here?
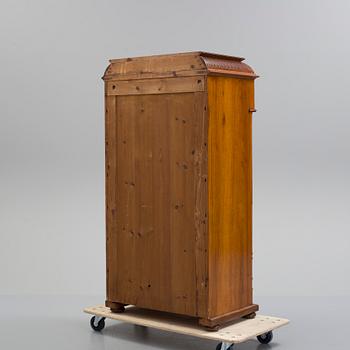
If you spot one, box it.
[84,305,289,348]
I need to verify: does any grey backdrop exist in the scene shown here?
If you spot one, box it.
[1,0,349,300]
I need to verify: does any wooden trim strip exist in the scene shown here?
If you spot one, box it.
[106,76,205,96]
[102,69,208,81]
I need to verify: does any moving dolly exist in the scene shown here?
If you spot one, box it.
[84,305,289,348]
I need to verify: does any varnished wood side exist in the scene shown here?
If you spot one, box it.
[106,91,208,317]
[207,76,257,319]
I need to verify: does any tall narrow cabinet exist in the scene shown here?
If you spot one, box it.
[103,52,258,329]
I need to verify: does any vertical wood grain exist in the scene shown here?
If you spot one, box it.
[207,76,254,317]
[106,91,208,317]
[105,94,117,301]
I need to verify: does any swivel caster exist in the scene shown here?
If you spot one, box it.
[90,316,106,331]
[216,342,234,350]
[257,331,273,344]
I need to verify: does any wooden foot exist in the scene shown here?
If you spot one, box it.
[111,305,125,313]
[243,312,256,319]
[105,300,127,313]
[198,304,259,330]
[202,324,220,332]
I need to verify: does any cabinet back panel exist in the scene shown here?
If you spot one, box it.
[106,92,208,317]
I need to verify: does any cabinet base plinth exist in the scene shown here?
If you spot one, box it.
[199,304,259,330]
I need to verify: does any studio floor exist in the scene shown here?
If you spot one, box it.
[0,295,348,349]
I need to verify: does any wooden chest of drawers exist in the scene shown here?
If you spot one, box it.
[103,52,258,329]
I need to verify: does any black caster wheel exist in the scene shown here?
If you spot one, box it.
[216,343,234,350]
[257,331,273,344]
[90,316,106,331]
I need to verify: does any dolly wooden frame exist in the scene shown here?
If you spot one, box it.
[84,305,289,346]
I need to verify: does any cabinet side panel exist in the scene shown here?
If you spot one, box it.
[207,76,254,317]
[106,91,208,317]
